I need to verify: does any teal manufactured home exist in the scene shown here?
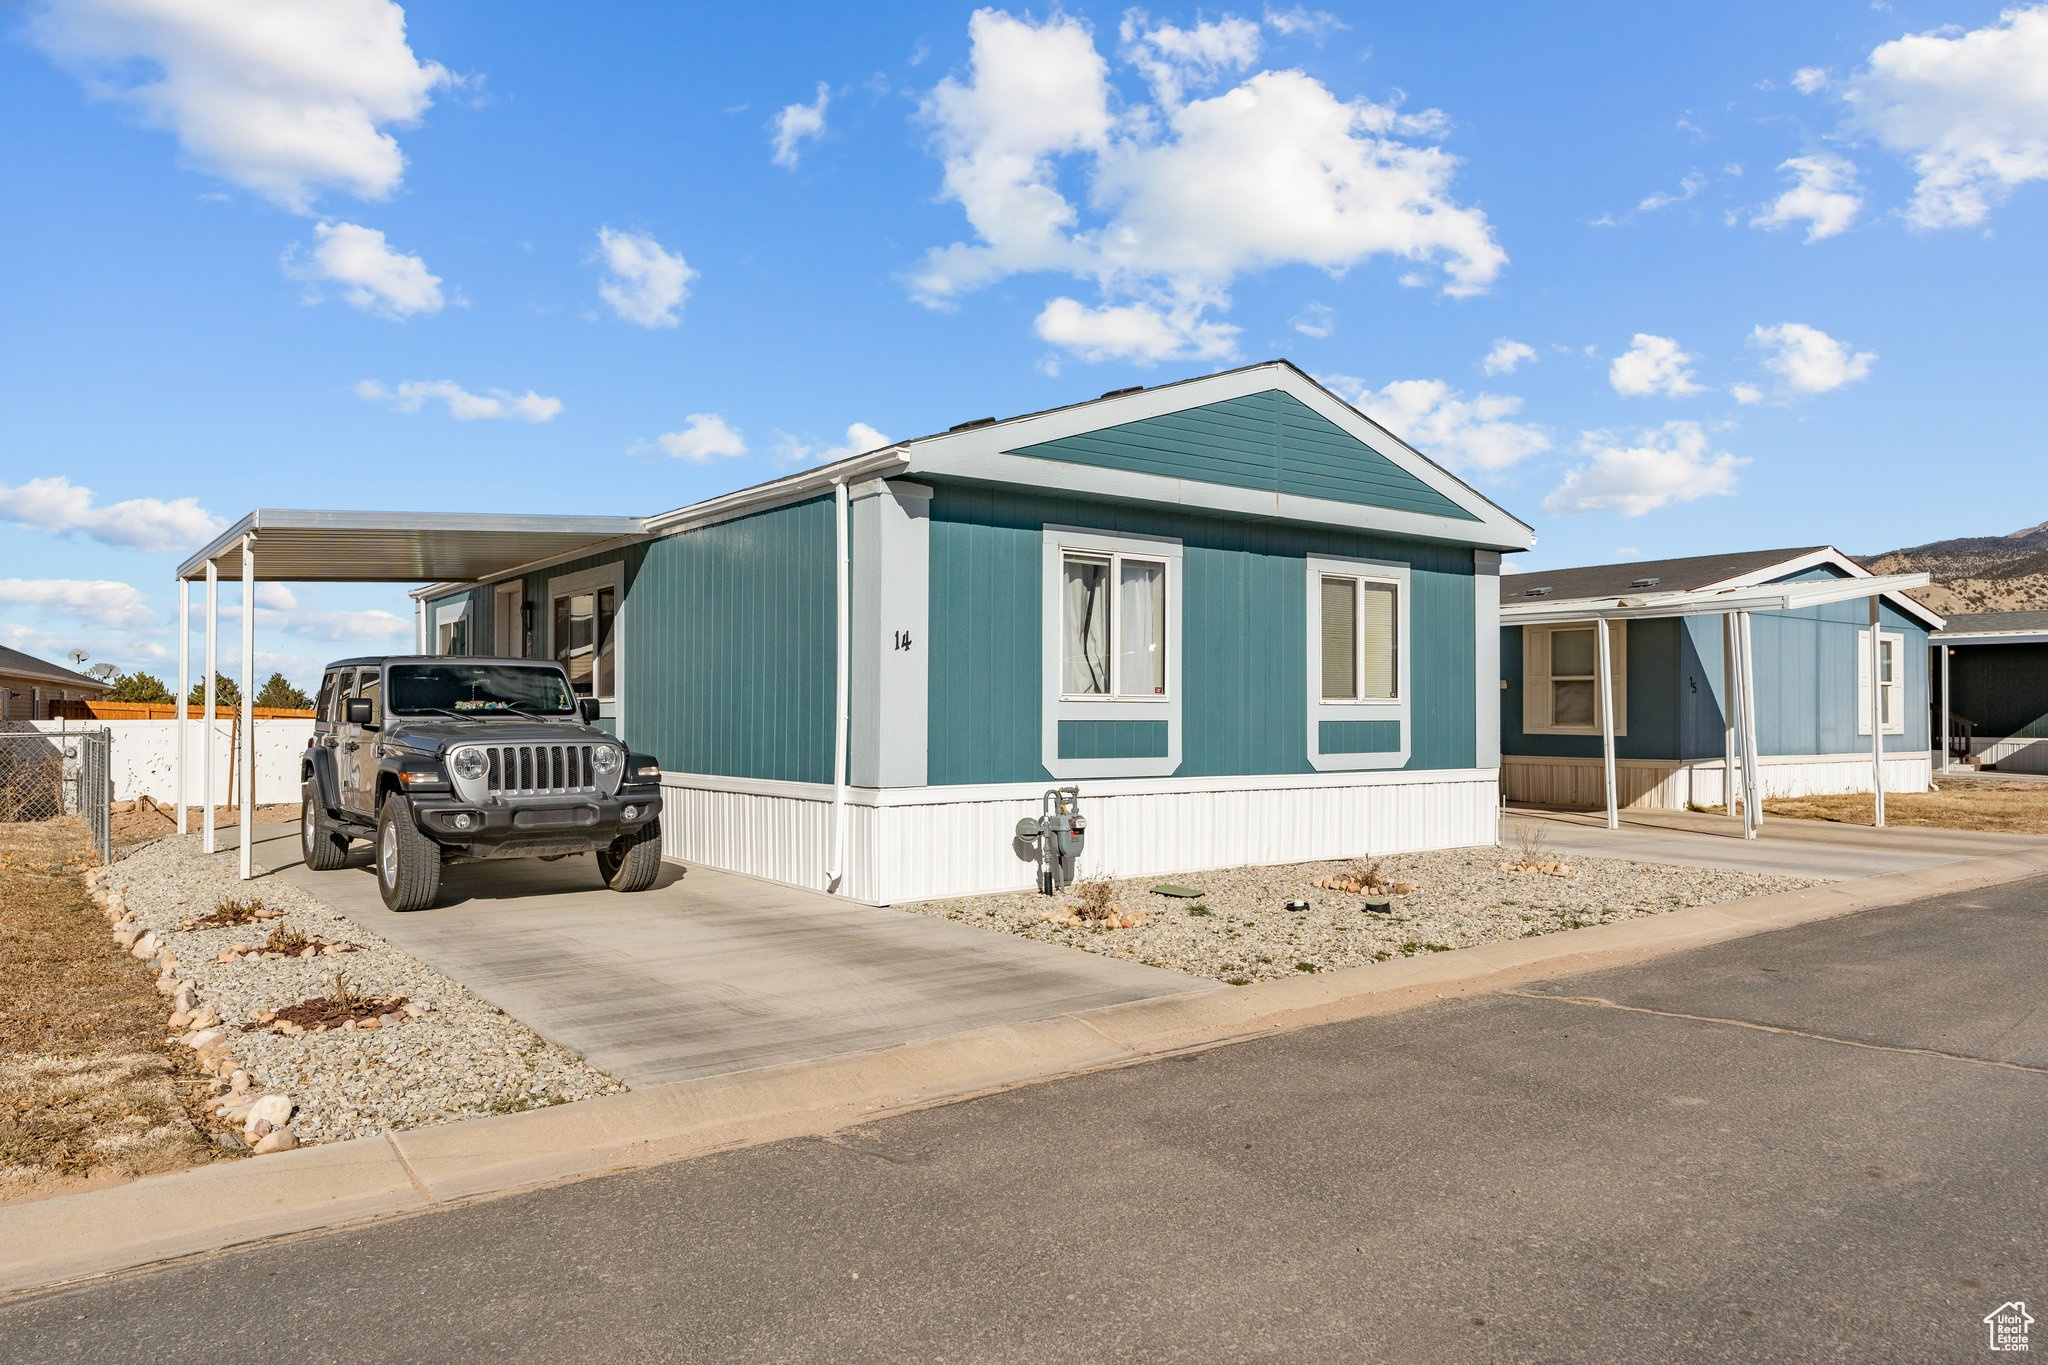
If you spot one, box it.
[1498,547,1944,812]
[414,362,1533,902]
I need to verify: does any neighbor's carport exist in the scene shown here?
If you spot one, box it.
[174,509,646,879]
[1500,571,1931,837]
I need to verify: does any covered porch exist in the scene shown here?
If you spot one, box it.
[1500,571,1932,837]
[173,508,646,879]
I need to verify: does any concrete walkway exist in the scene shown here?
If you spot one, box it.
[239,826,1208,1088]
[1504,804,2048,880]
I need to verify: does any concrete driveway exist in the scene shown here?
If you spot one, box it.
[242,826,1208,1088]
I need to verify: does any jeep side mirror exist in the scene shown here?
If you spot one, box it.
[345,697,373,725]
[579,698,601,723]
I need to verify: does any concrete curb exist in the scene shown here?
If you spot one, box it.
[6,846,2046,1300]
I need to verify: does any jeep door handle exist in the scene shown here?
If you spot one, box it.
[343,741,360,752]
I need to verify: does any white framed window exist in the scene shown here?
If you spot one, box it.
[1304,554,1411,771]
[1059,549,1168,699]
[1857,628,1905,735]
[432,597,471,656]
[1040,526,1182,779]
[1523,621,1627,736]
[493,582,524,657]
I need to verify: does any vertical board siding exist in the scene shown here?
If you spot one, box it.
[926,482,1476,785]
[1008,390,1478,521]
[1058,720,1170,760]
[1318,719,1402,754]
[1947,641,2048,740]
[1502,753,1931,811]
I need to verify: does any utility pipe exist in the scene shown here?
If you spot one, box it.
[826,477,851,890]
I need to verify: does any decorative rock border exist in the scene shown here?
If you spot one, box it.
[86,865,299,1155]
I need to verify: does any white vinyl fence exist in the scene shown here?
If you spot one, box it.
[27,718,312,806]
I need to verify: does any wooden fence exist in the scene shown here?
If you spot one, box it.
[46,700,317,721]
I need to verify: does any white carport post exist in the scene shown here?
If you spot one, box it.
[1721,614,1739,824]
[202,560,218,855]
[1869,596,1886,828]
[1734,609,1762,840]
[176,577,189,835]
[1939,641,1952,776]
[1595,615,1619,830]
[239,534,256,879]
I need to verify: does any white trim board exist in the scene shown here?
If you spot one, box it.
[1700,547,1946,632]
[659,766,1499,806]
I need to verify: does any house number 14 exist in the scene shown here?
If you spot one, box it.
[893,630,914,651]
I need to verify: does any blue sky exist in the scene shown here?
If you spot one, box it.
[4,1,2046,687]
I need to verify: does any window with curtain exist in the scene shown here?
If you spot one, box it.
[1318,575,1398,702]
[553,586,616,699]
[1061,551,1166,698]
[1547,627,1597,727]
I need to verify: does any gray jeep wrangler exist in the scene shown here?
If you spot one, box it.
[299,656,665,911]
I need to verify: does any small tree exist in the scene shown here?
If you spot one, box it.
[255,672,312,710]
[105,671,176,704]
[187,673,242,709]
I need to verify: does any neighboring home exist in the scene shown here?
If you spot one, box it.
[1931,609,2048,773]
[408,361,1533,903]
[0,646,113,721]
[1498,547,1944,812]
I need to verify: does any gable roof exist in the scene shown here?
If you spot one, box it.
[1504,546,1945,630]
[0,646,113,691]
[1934,608,2048,639]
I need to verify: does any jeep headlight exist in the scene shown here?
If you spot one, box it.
[449,746,488,782]
[591,745,622,777]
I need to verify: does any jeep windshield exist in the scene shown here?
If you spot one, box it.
[386,664,577,717]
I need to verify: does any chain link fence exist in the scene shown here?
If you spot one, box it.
[0,726,111,863]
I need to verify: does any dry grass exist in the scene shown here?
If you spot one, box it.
[0,818,215,1200]
[1760,781,2048,834]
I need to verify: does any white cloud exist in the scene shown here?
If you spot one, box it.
[1792,66,1830,95]
[1481,338,1536,375]
[0,578,158,630]
[1119,11,1262,107]
[279,608,410,641]
[1750,154,1862,241]
[1844,6,2048,228]
[1749,322,1877,394]
[26,0,449,213]
[355,379,561,422]
[779,422,896,466]
[0,476,224,553]
[1326,375,1551,474]
[594,227,695,328]
[1636,170,1706,213]
[771,82,830,169]
[1609,333,1703,398]
[1542,422,1746,518]
[910,10,1503,358]
[634,414,747,462]
[1035,297,1240,363]
[286,221,443,318]
[1730,382,1765,405]
[1263,5,1346,41]
[1290,301,1335,338]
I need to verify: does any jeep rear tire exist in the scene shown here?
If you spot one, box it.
[597,818,662,893]
[301,779,350,871]
[376,795,442,912]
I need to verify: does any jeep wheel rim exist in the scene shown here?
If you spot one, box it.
[304,803,315,852]
[380,821,397,885]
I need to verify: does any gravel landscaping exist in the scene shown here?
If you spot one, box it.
[898,845,1819,985]
[104,832,626,1149]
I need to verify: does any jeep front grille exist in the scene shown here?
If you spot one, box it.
[483,743,598,796]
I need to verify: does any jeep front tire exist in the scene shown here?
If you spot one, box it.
[301,779,350,871]
[376,795,442,912]
[597,818,662,893]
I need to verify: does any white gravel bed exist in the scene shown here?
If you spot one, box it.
[898,846,1819,985]
[109,832,626,1145]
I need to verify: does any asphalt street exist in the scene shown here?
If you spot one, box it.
[7,875,2044,1362]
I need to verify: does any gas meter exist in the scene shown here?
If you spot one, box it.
[1015,786,1086,892]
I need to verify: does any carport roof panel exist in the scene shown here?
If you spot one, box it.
[177,509,648,583]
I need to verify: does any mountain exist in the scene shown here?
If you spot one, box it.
[1865,521,2048,617]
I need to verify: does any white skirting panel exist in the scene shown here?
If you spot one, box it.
[659,770,1501,905]
[1503,752,1932,811]
[1972,736,2048,773]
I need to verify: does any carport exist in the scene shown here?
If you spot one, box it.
[1500,571,1931,837]
[174,509,646,879]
